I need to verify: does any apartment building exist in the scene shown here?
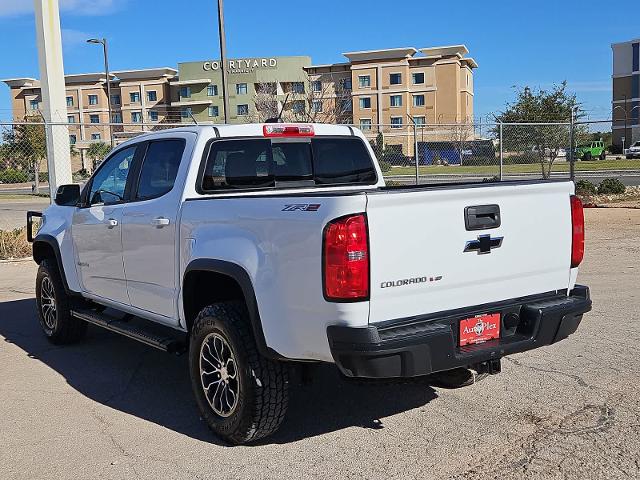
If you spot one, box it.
[3,68,176,169]
[612,38,640,149]
[305,45,477,155]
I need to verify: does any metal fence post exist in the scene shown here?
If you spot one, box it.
[499,122,504,180]
[414,123,419,185]
[569,111,576,180]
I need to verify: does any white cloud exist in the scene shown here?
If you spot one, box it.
[0,0,125,18]
[61,28,95,49]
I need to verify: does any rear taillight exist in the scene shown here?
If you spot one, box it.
[323,214,369,301]
[570,195,584,267]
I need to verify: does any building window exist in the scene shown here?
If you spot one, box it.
[147,90,157,102]
[181,107,192,119]
[111,94,121,106]
[91,133,101,141]
[208,105,219,117]
[390,95,402,107]
[237,104,249,116]
[312,81,322,92]
[89,114,100,124]
[69,134,77,145]
[412,72,425,85]
[343,78,352,90]
[207,84,218,96]
[88,94,98,105]
[236,83,248,95]
[292,82,305,94]
[341,98,353,112]
[358,75,371,88]
[413,94,425,107]
[312,100,323,112]
[292,100,305,114]
[180,87,191,99]
[633,43,639,72]
[359,97,371,109]
[390,73,402,85]
[131,111,142,123]
[112,113,122,123]
[360,119,372,131]
[66,96,73,107]
[67,115,75,124]
[29,99,39,110]
[148,110,159,122]
[391,117,403,128]
[130,92,141,103]
[413,116,426,126]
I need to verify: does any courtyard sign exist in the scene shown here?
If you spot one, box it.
[203,58,278,74]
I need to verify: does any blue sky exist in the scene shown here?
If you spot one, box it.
[0,0,637,123]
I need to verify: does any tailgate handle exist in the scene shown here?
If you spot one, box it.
[465,205,501,230]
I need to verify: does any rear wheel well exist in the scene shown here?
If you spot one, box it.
[182,270,246,333]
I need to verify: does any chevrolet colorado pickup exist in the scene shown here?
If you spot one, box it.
[28,123,591,444]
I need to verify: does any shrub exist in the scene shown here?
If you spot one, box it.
[379,160,392,173]
[503,152,539,165]
[0,168,29,184]
[0,227,32,260]
[575,179,597,196]
[597,178,626,195]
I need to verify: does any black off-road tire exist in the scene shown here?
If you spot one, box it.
[189,301,289,444]
[583,152,592,161]
[35,259,87,344]
[599,151,606,160]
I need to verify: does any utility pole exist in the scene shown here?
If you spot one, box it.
[87,38,113,146]
[623,94,627,153]
[34,0,72,198]
[217,0,230,124]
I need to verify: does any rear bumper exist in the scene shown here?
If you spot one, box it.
[327,285,591,378]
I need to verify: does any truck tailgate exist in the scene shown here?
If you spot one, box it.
[365,181,574,324]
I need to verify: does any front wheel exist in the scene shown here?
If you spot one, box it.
[583,152,592,161]
[35,259,87,344]
[189,302,289,444]
[599,151,606,160]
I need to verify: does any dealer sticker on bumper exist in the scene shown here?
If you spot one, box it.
[459,313,501,346]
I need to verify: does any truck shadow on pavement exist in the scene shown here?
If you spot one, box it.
[0,298,438,445]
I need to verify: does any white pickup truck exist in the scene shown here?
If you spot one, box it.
[28,123,591,444]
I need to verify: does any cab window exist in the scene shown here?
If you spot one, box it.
[89,146,136,205]
[135,139,185,200]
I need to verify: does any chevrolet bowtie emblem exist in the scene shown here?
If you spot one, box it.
[464,234,503,255]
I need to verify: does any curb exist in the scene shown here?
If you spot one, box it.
[0,257,34,264]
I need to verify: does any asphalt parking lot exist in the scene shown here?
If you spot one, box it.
[1,208,639,479]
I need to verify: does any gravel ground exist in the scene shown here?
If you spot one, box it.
[0,208,638,479]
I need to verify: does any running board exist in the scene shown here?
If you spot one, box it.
[71,309,186,354]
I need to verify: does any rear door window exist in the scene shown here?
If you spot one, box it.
[135,139,185,200]
[200,137,376,192]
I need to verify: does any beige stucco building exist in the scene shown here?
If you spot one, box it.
[305,45,477,155]
[3,68,176,170]
[3,45,476,164]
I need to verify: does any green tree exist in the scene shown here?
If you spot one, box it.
[86,142,112,170]
[493,82,584,179]
[1,115,47,192]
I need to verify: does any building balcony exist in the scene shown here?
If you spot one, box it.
[170,99,213,107]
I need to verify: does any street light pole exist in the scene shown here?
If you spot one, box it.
[217,0,230,124]
[87,38,113,146]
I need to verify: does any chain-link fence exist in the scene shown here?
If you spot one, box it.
[0,119,637,196]
[0,120,185,195]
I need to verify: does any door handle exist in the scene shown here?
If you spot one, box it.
[106,218,118,228]
[151,217,170,228]
[464,205,501,231]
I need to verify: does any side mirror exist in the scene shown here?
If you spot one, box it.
[54,184,81,206]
